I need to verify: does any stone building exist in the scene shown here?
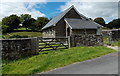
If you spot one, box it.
[42,5,103,38]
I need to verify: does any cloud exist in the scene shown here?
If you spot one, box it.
[1,0,47,2]
[59,1,118,23]
[0,2,46,21]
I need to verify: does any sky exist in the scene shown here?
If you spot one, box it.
[0,0,119,23]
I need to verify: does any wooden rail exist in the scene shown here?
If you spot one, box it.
[38,37,70,51]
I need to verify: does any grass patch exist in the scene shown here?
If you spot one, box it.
[14,27,32,31]
[2,46,116,75]
[2,32,41,39]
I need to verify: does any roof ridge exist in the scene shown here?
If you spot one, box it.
[42,5,91,30]
[42,5,73,30]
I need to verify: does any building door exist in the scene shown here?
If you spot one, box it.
[67,27,70,36]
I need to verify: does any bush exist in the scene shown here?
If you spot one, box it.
[9,35,28,38]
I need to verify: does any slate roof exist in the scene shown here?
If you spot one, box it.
[42,5,90,30]
[64,18,102,29]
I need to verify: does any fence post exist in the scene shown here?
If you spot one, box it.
[68,36,70,48]
[108,31,112,45]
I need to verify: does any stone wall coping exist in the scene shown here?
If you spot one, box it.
[0,37,38,41]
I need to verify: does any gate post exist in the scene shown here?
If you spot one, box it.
[31,37,39,54]
[68,36,70,48]
[70,35,75,47]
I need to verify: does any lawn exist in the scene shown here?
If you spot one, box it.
[2,46,116,75]
[2,32,42,39]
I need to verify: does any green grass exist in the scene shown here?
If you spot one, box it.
[112,40,120,46]
[2,32,41,39]
[14,27,32,31]
[2,46,116,75]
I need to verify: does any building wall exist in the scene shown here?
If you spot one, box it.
[43,8,101,38]
[42,27,55,38]
[71,34,103,47]
[86,29,97,34]
[72,29,97,35]
[55,8,82,37]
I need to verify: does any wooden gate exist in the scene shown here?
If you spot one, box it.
[38,37,70,51]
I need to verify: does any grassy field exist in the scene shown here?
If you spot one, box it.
[2,32,41,39]
[14,27,32,31]
[2,46,116,75]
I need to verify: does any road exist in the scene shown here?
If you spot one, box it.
[42,47,118,74]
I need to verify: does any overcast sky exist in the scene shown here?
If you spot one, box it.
[0,0,119,23]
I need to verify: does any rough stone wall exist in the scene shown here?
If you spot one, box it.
[42,27,55,38]
[1,37,39,60]
[112,30,120,41]
[71,35,103,47]
[102,29,120,41]
[102,30,111,37]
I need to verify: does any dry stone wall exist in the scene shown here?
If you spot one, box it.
[71,35,103,47]
[1,37,39,60]
[102,29,120,41]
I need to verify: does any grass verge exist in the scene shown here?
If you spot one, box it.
[2,46,116,75]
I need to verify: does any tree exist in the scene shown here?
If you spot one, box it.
[36,17,49,30]
[28,18,38,31]
[107,18,120,29]
[2,14,21,31]
[94,17,106,27]
[20,14,32,30]
[2,25,10,33]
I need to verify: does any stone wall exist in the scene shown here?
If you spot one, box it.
[102,30,111,37]
[102,29,120,41]
[71,35,103,47]
[1,37,39,60]
[111,29,120,41]
[42,27,55,38]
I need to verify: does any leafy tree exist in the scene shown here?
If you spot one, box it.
[0,21,2,32]
[28,18,38,31]
[107,18,120,29]
[20,14,32,30]
[2,14,21,31]
[94,17,106,27]
[2,25,10,33]
[36,17,49,30]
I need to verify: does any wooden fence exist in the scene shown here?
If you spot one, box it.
[38,37,70,51]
